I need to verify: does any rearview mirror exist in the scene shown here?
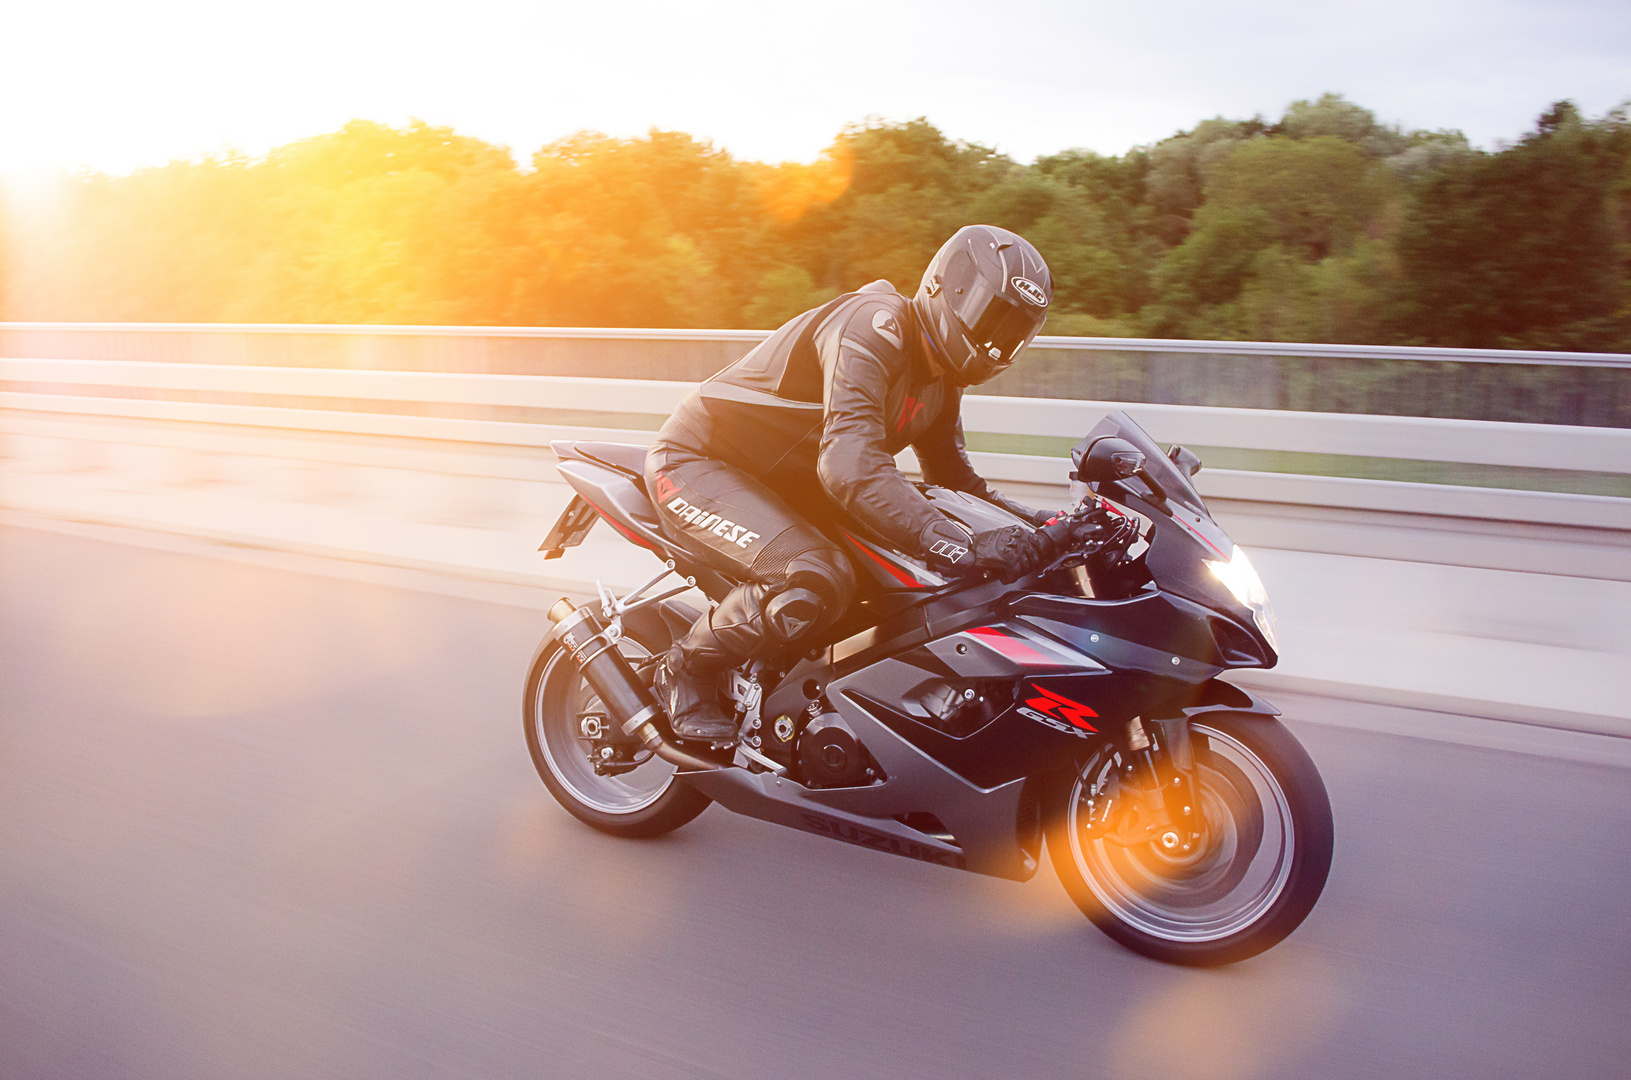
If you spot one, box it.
[1167,444,1202,477]
[1075,437,1146,485]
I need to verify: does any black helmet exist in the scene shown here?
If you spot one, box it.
[911,224,1052,386]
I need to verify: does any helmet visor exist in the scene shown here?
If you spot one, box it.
[966,293,1045,363]
[940,251,1046,364]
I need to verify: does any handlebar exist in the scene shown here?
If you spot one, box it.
[1036,501,1141,573]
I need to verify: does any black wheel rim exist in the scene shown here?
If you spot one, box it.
[1066,723,1296,943]
[533,641,676,814]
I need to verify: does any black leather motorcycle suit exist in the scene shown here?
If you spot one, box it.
[645,280,1045,678]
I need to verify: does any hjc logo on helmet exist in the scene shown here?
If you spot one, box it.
[1011,277,1048,306]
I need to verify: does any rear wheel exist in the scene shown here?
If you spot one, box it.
[1046,715,1332,965]
[523,621,710,838]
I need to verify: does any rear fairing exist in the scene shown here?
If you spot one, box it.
[545,442,740,598]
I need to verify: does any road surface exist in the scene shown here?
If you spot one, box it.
[2,523,1628,1080]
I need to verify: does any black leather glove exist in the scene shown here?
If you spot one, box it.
[1039,504,1126,550]
[1028,504,1130,566]
[920,519,1052,583]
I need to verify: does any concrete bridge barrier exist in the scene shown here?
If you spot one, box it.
[4,331,1629,739]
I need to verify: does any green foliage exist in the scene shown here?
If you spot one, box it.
[742,266,837,328]
[4,99,1628,353]
[1393,102,1631,350]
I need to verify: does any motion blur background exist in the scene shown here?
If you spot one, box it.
[5,97,1631,349]
[2,1,1630,1078]
[2,0,1630,348]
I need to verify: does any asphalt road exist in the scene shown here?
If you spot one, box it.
[3,523,1629,1080]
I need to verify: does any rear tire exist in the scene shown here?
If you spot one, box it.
[1045,715,1332,965]
[523,620,710,839]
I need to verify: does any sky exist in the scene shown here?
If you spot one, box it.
[1,0,1628,175]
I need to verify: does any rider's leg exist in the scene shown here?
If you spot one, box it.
[644,453,855,740]
[663,547,855,740]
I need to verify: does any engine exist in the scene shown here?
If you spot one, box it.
[796,714,880,788]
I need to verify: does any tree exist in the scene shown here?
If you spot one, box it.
[1393,102,1631,350]
[5,100,1627,354]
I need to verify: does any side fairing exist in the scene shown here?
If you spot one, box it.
[820,588,1232,790]
[828,619,1132,790]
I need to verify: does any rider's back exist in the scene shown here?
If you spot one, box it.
[655,280,956,504]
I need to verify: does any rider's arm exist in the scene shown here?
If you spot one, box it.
[913,391,1052,526]
[816,305,949,554]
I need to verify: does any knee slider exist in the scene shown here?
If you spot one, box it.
[784,548,856,609]
[762,587,826,643]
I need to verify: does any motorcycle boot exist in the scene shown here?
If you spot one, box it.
[659,584,773,742]
[655,659,737,742]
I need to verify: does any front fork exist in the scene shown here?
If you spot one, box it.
[1147,718,1203,850]
[1083,717,1203,852]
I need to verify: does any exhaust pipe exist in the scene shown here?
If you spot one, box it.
[547,597,720,772]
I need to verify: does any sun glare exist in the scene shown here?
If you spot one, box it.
[761,145,855,223]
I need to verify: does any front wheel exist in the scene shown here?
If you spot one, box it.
[1045,715,1333,965]
[523,620,710,839]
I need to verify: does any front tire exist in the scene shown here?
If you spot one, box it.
[1045,715,1333,965]
[523,619,710,839]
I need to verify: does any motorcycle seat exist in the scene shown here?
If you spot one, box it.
[571,442,650,481]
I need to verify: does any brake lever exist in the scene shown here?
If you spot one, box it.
[1030,506,1127,578]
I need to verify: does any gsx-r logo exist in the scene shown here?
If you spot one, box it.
[1018,683,1098,736]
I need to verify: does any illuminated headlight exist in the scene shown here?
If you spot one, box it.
[1207,546,1279,652]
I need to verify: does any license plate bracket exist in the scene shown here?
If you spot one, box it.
[539,495,598,559]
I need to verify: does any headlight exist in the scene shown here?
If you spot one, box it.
[1207,546,1279,652]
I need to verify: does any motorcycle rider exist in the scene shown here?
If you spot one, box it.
[646,224,1073,740]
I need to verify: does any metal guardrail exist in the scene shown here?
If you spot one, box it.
[5,354,1630,736]
[6,359,1630,477]
[4,321,1629,366]
[6,359,1631,556]
[4,322,1629,428]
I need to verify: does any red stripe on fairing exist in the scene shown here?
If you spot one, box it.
[843,531,922,589]
[583,497,657,551]
[1175,515,1228,559]
[967,626,1051,665]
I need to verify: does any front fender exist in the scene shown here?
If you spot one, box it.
[1146,680,1279,772]
[1169,679,1280,721]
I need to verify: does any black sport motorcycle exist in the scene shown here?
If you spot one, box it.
[524,411,1333,966]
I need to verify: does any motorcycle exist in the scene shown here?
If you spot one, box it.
[524,410,1332,966]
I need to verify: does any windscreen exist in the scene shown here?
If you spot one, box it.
[1075,410,1207,517]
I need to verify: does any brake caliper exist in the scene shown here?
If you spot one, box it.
[1082,770,1173,847]
[1082,721,1203,852]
